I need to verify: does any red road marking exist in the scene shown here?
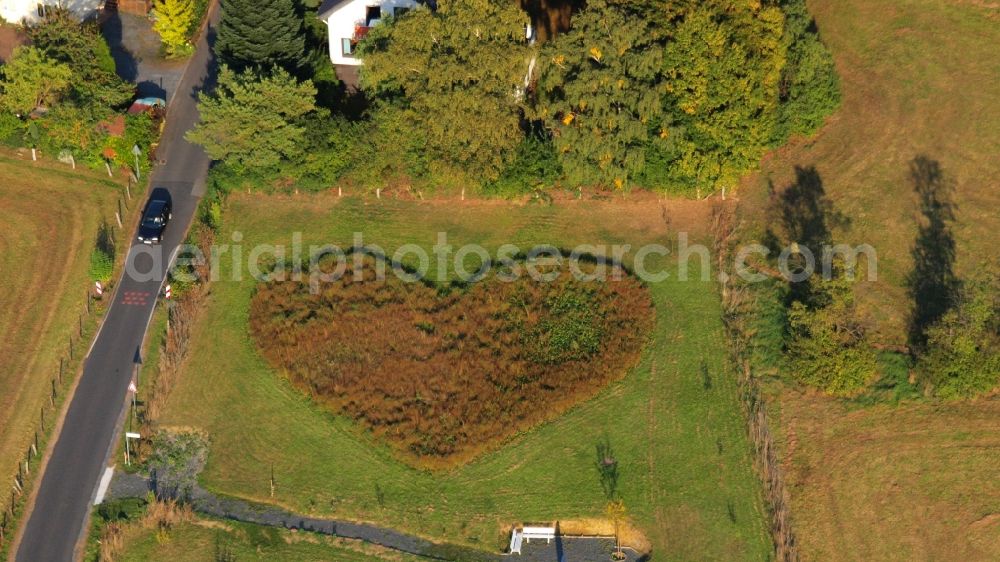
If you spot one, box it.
[120,291,151,306]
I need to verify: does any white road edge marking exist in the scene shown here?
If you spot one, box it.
[93,466,115,505]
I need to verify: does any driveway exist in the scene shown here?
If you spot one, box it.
[102,10,188,100]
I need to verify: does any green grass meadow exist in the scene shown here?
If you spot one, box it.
[156,195,769,559]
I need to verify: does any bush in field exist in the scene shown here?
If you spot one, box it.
[918,270,1000,399]
[146,430,209,500]
[89,247,114,283]
[89,223,116,283]
[786,275,878,395]
[249,254,653,465]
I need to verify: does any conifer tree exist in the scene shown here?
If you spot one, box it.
[216,0,306,73]
[153,0,196,57]
[187,66,316,171]
[774,0,841,140]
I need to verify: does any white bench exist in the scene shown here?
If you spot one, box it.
[509,528,524,555]
[522,526,556,543]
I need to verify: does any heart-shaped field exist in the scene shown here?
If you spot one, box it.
[249,254,653,467]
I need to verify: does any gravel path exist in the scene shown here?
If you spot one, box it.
[107,472,644,561]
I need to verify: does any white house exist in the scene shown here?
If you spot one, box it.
[316,0,426,66]
[0,0,102,24]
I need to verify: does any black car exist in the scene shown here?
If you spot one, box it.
[137,188,172,244]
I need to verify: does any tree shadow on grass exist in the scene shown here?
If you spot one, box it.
[906,155,959,350]
[765,165,849,305]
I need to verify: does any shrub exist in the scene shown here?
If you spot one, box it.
[89,245,114,283]
[918,270,1000,399]
[785,277,878,395]
[153,0,196,58]
[0,112,22,145]
[146,430,209,500]
[483,134,563,198]
[96,497,148,524]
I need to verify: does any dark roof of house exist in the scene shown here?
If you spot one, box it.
[317,0,433,19]
[316,0,350,19]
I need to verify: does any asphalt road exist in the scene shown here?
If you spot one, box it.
[14,5,219,561]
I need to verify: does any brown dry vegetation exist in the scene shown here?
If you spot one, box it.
[97,499,194,562]
[249,255,653,466]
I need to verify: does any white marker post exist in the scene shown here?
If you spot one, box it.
[126,380,139,465]
[132,145,142,180]
[129,380,138,426]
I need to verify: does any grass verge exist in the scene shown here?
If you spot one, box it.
[0,152,128,556]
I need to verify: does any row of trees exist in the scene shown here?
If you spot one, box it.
[762,162,999,399]
[360,0,840,194]
[0,10,157,172]
[190,0,840,196]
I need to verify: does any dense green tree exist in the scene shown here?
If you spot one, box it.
[187,66,316,170]
[786,274,878,396]
[216,0,306,73]
[27,9,133,109]
[26,8,115,72]
[658,2,786,194]
[534,0,663,188]
[918,269,1000,399]
[360,0,531,185]
[153,0,197,57]
[774,0,841,140]
[0,46,73,115]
